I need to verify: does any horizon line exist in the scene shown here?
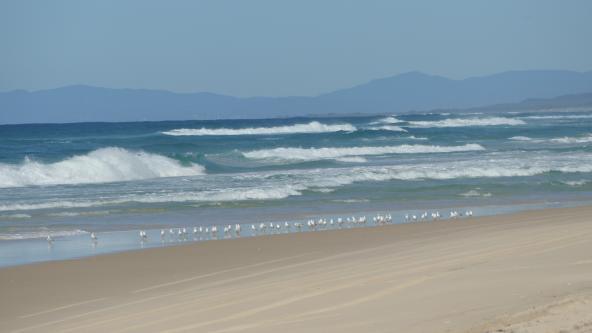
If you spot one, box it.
[3,68,591,98]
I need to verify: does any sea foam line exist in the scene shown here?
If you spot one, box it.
[407,117,525,128]
[509,134,592,144]
[550,134,592,144]
[520,114,592,120]
[367,125,408,132]
[161,121,356,136]
[242,144,485,162]
[0,229,88,240]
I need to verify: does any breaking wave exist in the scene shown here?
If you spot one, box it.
[242,144,485,162]
[3,151,592,212]
[367,125,408,132]
[161,121,356,136]
[509,136,533,141]
[561,180,589,187]
[550,134,592,144]
[510,134,592,144]
[0,147,205,188]
[521,114,592,120]
[407,117,525,128]
[370,116,403,125]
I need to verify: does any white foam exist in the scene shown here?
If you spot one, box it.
[332,199,370,203]
[460,189,481,197]
[550,134,592,144]
[0,229,88,241]
[407,117,525,128]
[48,211,112,217]
[4,152,592,212]
[161,121,356,136]
[459,189,492,197]
[562,180,589,187]
[309,188,335,193]
[0,213,32,219]
[509,136,533,141]
[0,186,306,212]
[0,147,205,188]
[367,125,408,132]
[521,114,592,120]
[370,116,403,125]
[509,134,592,144]
[335,156,368,163]
[242,144,485,162]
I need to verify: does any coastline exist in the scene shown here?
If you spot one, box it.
[1,205,592,332]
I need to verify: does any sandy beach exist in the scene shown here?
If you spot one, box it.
[1,206,592,333]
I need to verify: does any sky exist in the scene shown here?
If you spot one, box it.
[1,0,591,97]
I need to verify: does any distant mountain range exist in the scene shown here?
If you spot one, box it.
[1,70,592,124]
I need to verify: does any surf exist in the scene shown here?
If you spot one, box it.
[0,147,205,188]
[407,117,525,128]
[161,121,356,136]
[242,144,485,162]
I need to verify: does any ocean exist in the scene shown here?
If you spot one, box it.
[1,110,592,266]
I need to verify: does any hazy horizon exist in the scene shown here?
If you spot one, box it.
[2,0,592,97]
[2,69,592,97]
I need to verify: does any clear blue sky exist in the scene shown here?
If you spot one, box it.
[1,0,591,96]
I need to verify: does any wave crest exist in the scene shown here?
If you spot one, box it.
[367,125,408,132]
[242,144,485,162]
[408,117,525,128]
[370,116,403,124]
[162,121,356,136]
[521,114,592,120]
[3,152,592,212]
[0,147,205,188]
[509,134,592,144]
[550,134,592,144]
[509,136,533,141]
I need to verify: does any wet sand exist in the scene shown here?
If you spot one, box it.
[1,206,592,332]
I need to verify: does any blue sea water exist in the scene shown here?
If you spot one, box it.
[1,110,592,266]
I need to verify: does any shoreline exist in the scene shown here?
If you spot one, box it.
[1,205,592,332]
[2,199,589,268]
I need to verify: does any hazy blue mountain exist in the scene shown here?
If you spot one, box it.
[1,70,592,124]
[462,91,592,113]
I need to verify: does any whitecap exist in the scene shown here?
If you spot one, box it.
[161,121,356,136]
[367,125,408,132]
[407,117,525,128]
[549,134,592,144]
[4,151,592,212]
[370,116,403,125]
[335,156,368,163]
[561,180,588,186]
[332,199,370,203]
[521,114,592,120]
[459,189,492,197]
[242,144,485,162]
[509,136,533,141]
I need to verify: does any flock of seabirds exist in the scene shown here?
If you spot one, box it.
[45,209,474,245]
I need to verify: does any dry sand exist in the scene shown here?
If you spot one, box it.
[1,206,592,333]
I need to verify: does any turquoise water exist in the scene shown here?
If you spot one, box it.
[1,111,592,265]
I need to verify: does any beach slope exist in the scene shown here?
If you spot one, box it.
[1,206,592,332]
